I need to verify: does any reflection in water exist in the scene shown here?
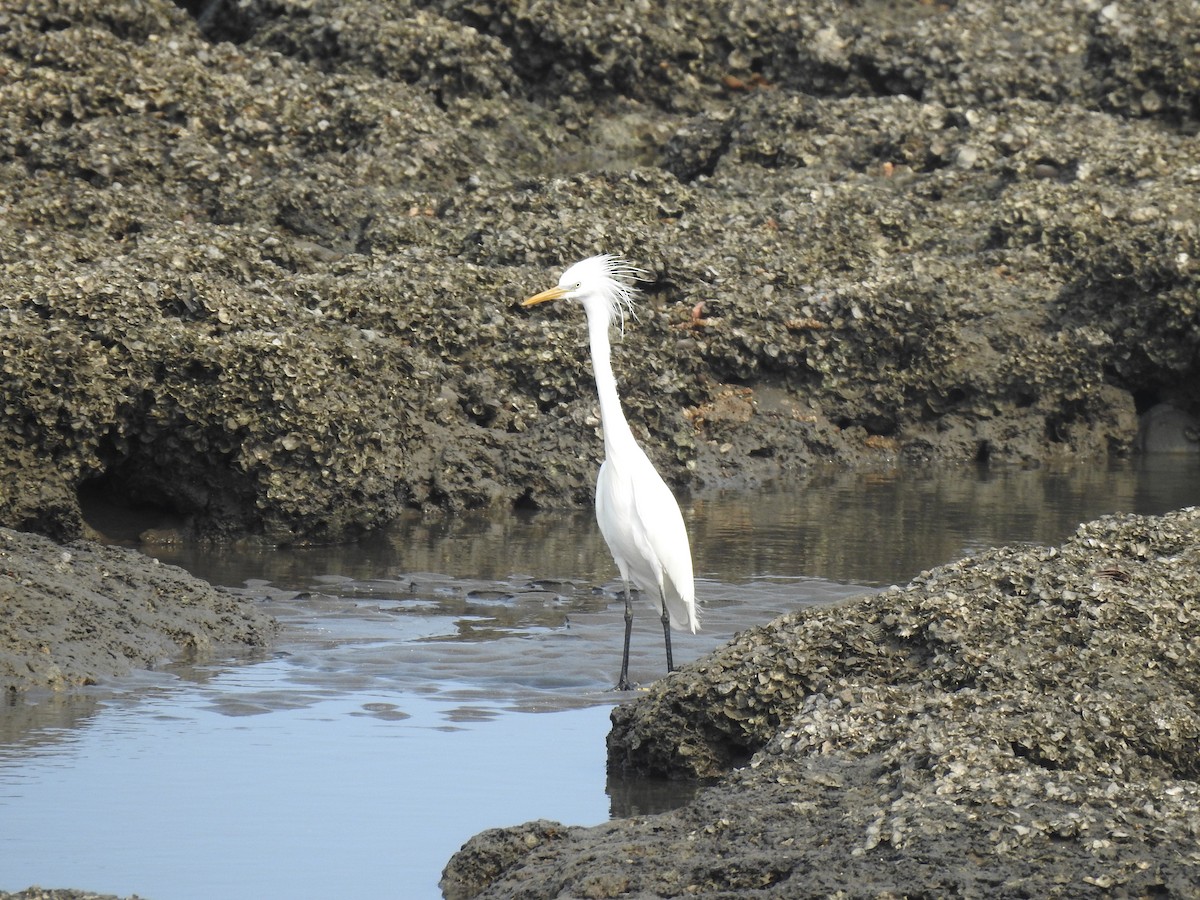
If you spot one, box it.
[143,455,1200,590]
[607,770,705,818]
[4,459,1200,899]
[0,679,615,900]
[0,691,103,753]
[693,457,1200,585]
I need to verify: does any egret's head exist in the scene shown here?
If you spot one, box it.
[522,254,642,331]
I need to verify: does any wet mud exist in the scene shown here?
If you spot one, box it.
[0,527,275,694]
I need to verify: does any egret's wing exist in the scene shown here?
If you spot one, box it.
[594,459,626,576]
[630,458,697,632]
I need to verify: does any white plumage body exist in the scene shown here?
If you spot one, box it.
[522,253,698,686]
[596,447,698,634]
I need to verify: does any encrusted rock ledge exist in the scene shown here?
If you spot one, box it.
[444,507,1200,898]
[0,527,276,693]
[0,891,143,900]
[4,0,1200,545]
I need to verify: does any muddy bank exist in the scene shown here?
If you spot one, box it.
[0,526,276,693]
[444,507,1200,897]
[0,892,141,900]
[1,0,1198,543]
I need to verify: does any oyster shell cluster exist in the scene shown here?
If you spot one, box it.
[447,508,1200,896]
[2,0,1198,542]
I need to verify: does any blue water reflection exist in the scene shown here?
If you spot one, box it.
[0,666,613,900]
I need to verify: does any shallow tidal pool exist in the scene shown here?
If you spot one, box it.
[3,459,1199,899]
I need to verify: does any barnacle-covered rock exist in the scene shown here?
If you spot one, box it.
[1,0,1198,544]
[448,508,1200,897]
[1089,0,1200,124]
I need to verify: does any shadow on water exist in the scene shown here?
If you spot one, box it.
[3,457,1199,899]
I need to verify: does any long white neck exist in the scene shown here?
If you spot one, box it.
[584,298,639,459]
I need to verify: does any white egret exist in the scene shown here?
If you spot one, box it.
[523,255,697,690]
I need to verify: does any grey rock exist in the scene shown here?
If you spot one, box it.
[445,507,1200,897]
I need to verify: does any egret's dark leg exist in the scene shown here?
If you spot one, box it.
[616,586,634,691]
[661,605,675,672]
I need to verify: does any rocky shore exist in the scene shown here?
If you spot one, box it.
[444,507,1200,898]
[2,0,1197,545]
[2,0,1199,897]
[0,526,275,693]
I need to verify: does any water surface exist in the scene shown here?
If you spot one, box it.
[2,459,1199,899]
